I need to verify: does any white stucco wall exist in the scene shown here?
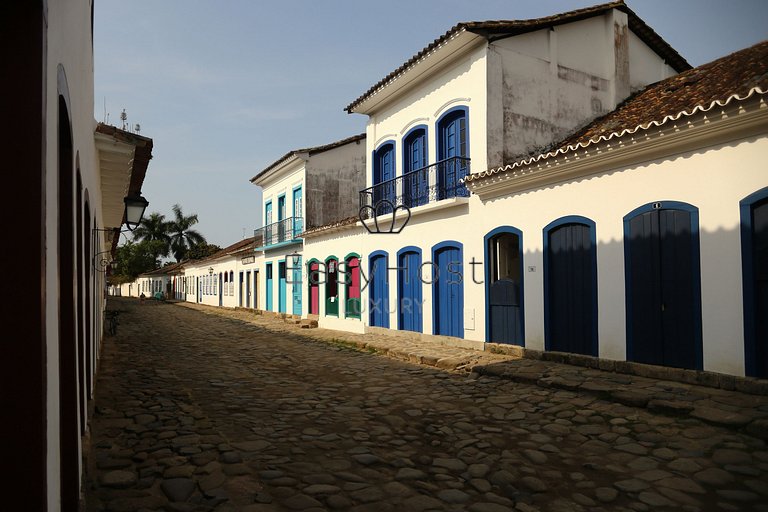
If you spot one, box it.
[43,1,106,505]
[365,44,489,185]
[183,253,262,310]
[302,127,767,377]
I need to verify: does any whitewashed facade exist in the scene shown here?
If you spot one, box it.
[251,135,366,317]
[298,5,768,380]
[5,0,154,508]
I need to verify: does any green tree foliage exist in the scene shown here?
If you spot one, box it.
[186,243,223,260]
[109,240,167,284]
[131,212,171,261]
[168,204,206,262]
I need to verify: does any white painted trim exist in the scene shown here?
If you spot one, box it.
[434,97,472,118]
[400,118,430,135]
[469,93,768,199]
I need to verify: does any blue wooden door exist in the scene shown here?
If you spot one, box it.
[546,222,597,355]
[374,143,395,212]
[745,197,768,377]
[404,129,428,207]
[278,261,287,313]
[626,206,700,369]
[438,111,467,199]
[369,254,389,327]
[265,264,273,311]
[218,273,223,307]
[398,251,422,332]
[433,245,462,337]
[239,272,244,307]
[292,256,302,315]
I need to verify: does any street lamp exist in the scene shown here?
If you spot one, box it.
[93,192,150,272]
[123,193,150,231]
[289,250,301,267]
[208,267,214,275]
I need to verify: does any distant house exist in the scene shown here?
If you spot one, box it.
[250,134,366,318]
[6,1,155,507]
[182,236,262,309]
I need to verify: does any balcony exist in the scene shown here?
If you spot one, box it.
[359,156,470,216]
[254,217,303,251]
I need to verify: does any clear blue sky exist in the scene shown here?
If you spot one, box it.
[94,0,767,247]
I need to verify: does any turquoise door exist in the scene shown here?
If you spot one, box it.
[292,256,302,315]
[293,187,303,235]
[278,261,287,313]
[265,263,273,311]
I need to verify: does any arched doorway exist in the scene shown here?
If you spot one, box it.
[432,241,463,337]
[368,251,389,327]
[307,259,320,315]
[741,187,768,378]
[543,216,598,356]
[485,227,523,344]
[397,246,422,332]
[624,201,702,370]
[325,256,339,316]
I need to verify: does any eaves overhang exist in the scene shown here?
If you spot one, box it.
[466,89,768,200]
[250,153,306,188]
[347,29,485,115]
[344,1,690,116]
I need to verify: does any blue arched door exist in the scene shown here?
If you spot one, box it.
[433,242,463,337]
[369,252,389,328]
[373,142,395,211]
[485,227,523,344]
[624,202,702,370]
[398,247,422,332]
[437,108,468,200]
[544,218,598,356]
[403,127,428,207]
[741,189,768,378]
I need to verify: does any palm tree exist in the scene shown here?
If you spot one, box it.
[132,212,171,261]
[168,204,206,262]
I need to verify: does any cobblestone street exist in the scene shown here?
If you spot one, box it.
[85,298,768,512]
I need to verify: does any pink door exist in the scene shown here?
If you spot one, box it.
[309,262,320,315]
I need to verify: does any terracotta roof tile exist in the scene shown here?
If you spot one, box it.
[558,40,768,149]
[302,216,359,237]
[345,1,689,113]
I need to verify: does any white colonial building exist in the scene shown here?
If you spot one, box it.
[298,2,768,379]
[250,134,366,318]
[5,1,155,509]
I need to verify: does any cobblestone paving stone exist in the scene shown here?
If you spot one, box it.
[85,298,768,512]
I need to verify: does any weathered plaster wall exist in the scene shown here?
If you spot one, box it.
[306,140,366,229]
[488,10,677,169]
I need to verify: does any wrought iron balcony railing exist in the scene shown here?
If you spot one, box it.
[359,156,470,216]
[254,216,303,249]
